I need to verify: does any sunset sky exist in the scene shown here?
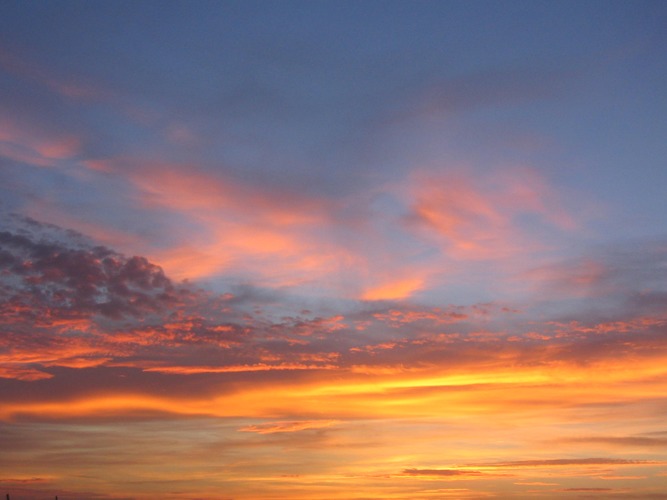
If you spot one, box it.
[1,1,667,498]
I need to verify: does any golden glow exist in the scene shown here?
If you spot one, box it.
[1,7,664,498]
[4,355,667,422]
[362,277,425,301]
[3,352,667,499]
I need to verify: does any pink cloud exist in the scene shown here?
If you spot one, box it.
[401,167,576,262]
[0,46,108,101]
[521,258,611,297]
[110,163,403,300]
[97,160,351,286]
[0,117,81,167]
[54,157,585,302]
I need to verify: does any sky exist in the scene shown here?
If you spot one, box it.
[1,0,667,498]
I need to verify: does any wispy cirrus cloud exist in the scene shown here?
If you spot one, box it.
[80,158,351,289]
[401,468,489,478]
[402,167,576,262]
[560,435,667,449]
[560,487,614,491]
[397,457,658,481]
[239,420,340,434]
[475,458,662,468]
[0,114,82,168]
[0,45,108,101]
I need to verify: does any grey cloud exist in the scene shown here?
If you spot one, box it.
[560,488,613,491]
[0,221,175,320]
[563,435,667,448]
[402,468,485,477]
[528,238,667,319]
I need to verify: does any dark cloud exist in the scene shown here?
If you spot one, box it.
[0,218,175,321]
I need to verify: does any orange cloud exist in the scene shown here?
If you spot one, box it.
[239,420,340,434]
[401,468,488,478]
[477,458,661,468]
[142,363,338,374]
[371,306,469,326]
[362,277,425,301]
[0,366,53,381]
[5,341,665,422]
[514,481,559,486]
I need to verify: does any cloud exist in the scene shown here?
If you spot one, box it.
[0,114,82,169]
[477,458,660,468]
[521,238,667,312]
[0,476,53,484]
[402,468,486,477]
[0,45,107,101]
[143,363,338,375]
[1,217,666,436]
[0,224,176,321]
[405,64,577,118]
[402,167,575,262]
[522,258,611,298]
[599,475,646,480]
[7,141,583,305]
[87,159,351,288]
[0,366,53,381]
[0,217,188,381]
[514,481,559,486]
[361,277,425,301]
[560,487,613,491]
[0,3,665,498]
[239,420,339,434]
[562,435,667,449]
